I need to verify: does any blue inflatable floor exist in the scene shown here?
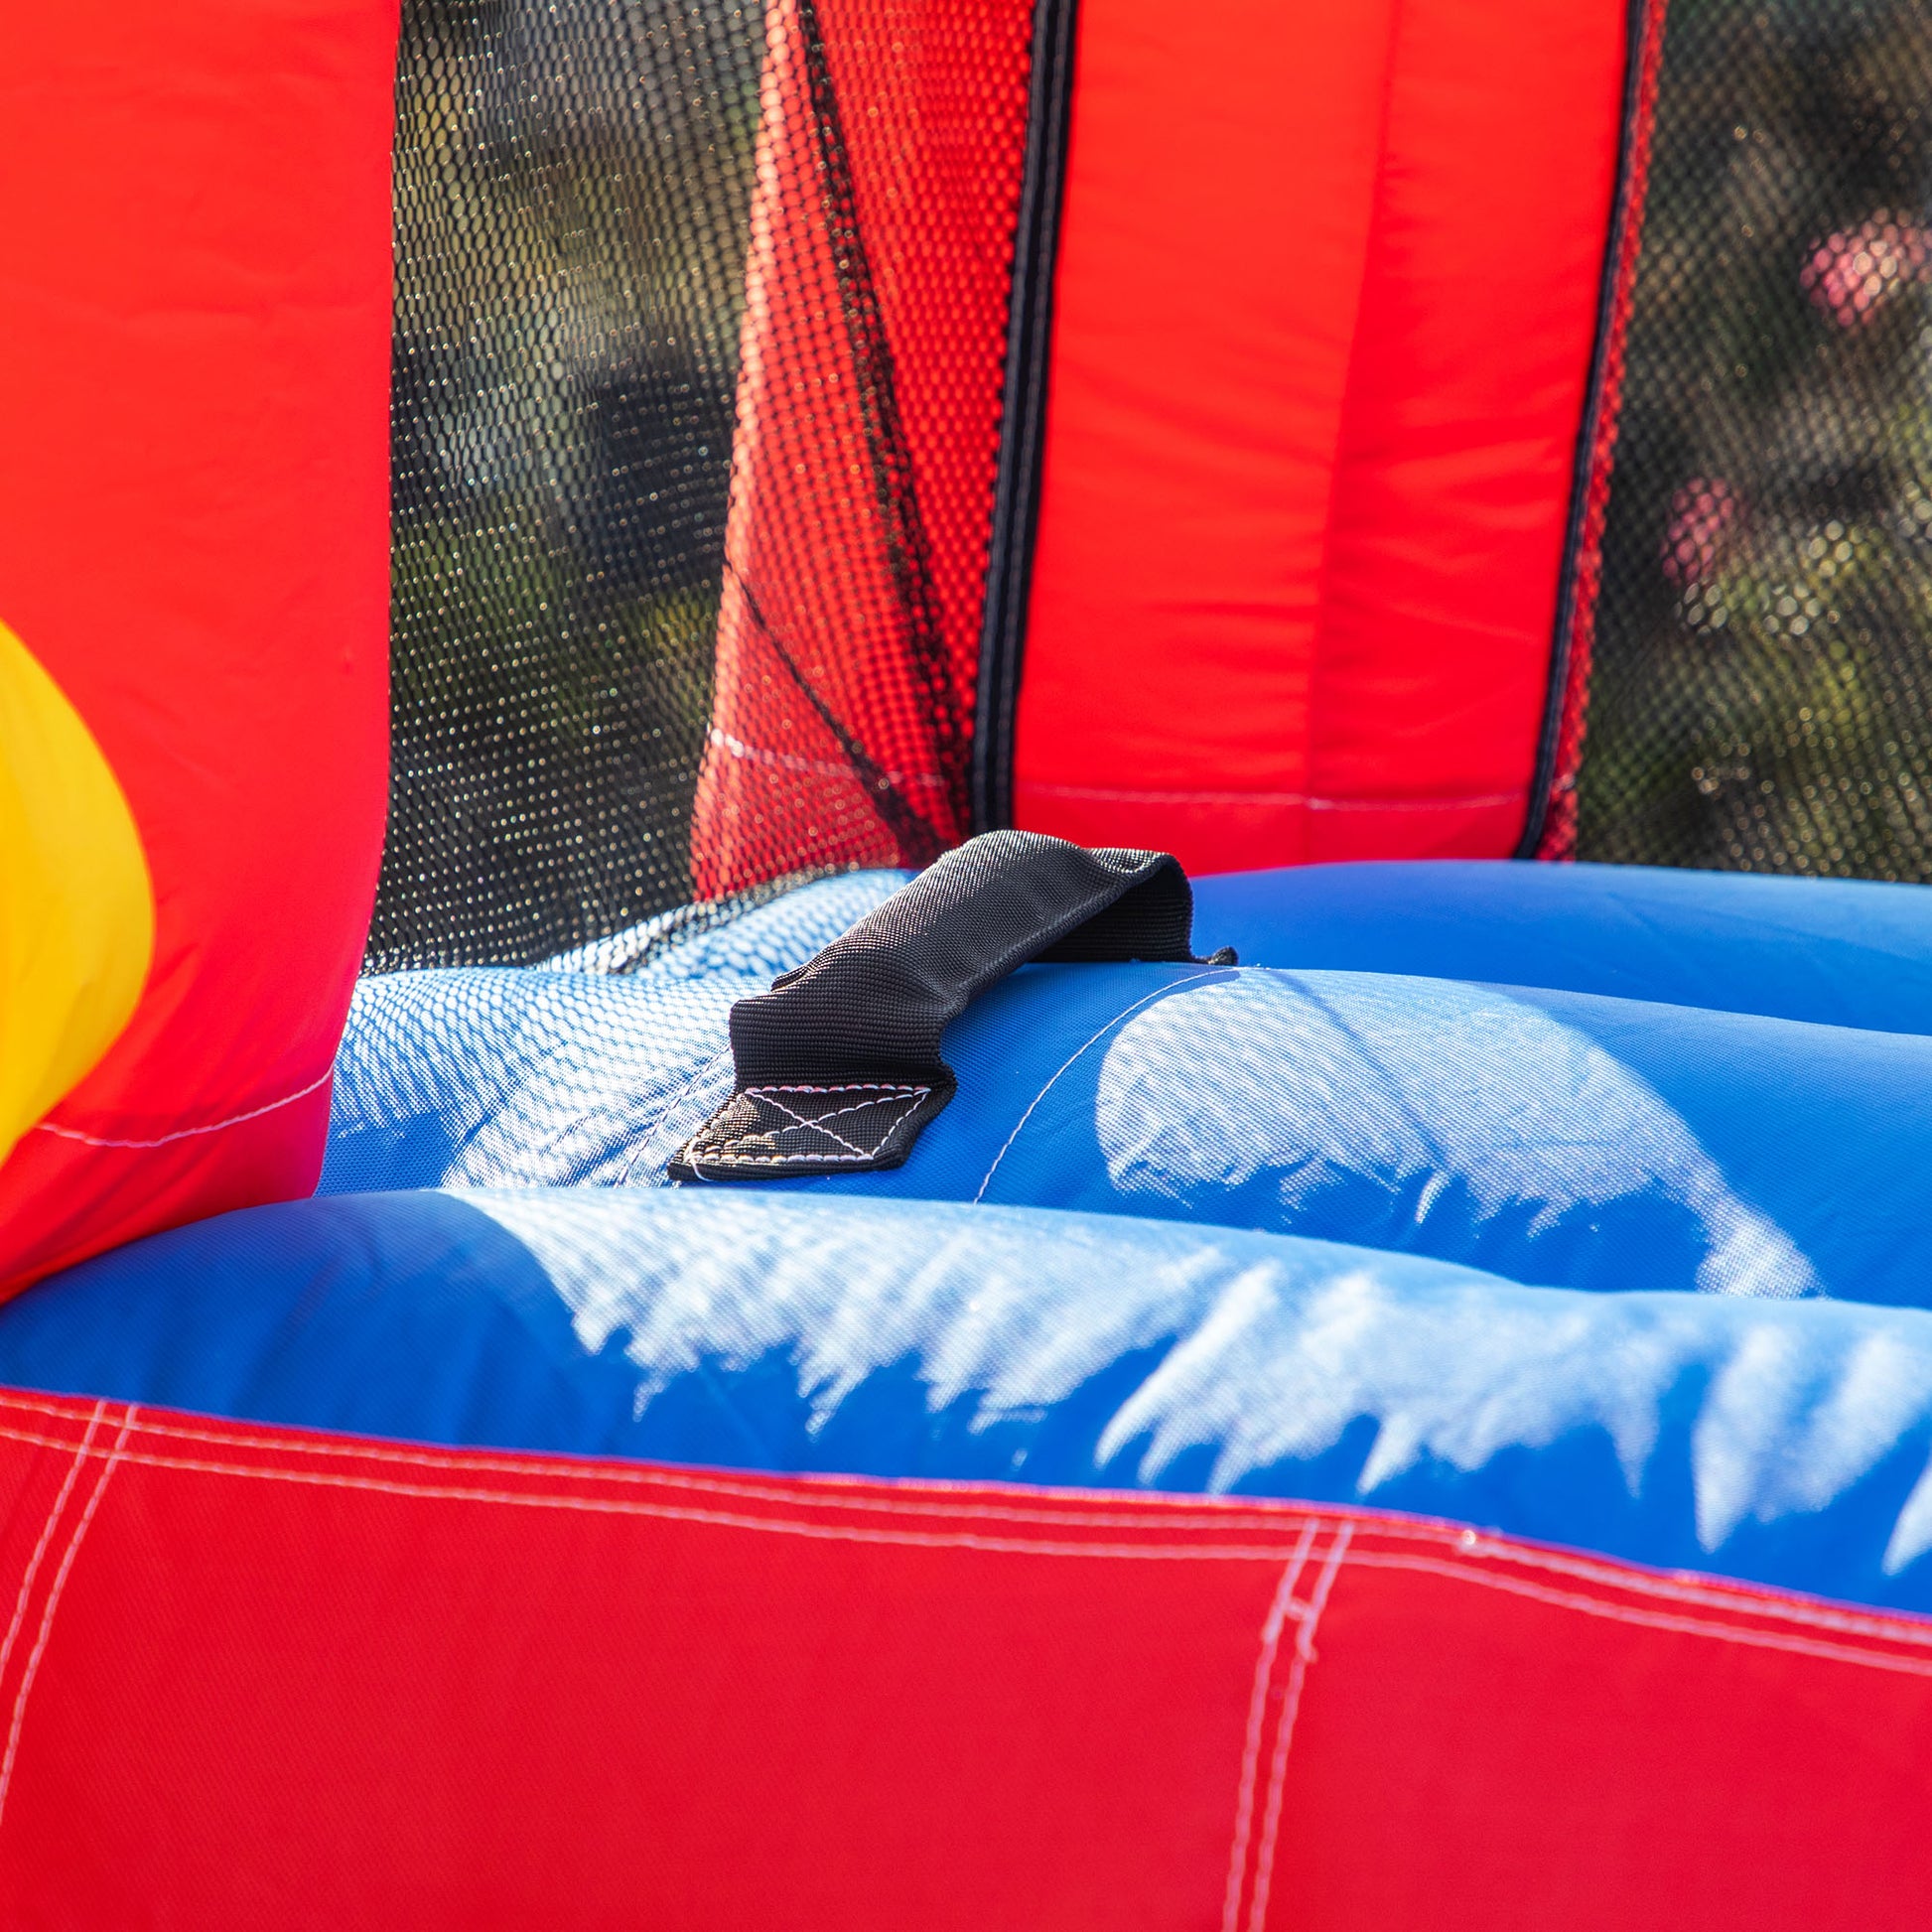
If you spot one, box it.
[322,867,1932,1306]
[15,1185,1932,1613]
[9,858,1932,1616]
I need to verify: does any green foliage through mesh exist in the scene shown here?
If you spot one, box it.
[1581,0,1932,879]
[372,0,764,967]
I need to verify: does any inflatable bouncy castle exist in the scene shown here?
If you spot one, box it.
[11,0,1932,1920]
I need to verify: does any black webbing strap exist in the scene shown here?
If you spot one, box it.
[669,831,1234,1180]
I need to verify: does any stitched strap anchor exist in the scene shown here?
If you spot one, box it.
[668,830,1234,1180]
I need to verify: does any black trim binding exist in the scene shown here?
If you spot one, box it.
[970,0,1081,834]
[1515,0,1659,859]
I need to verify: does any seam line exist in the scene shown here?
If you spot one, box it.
[0,1409,1920,1672]
[1221,1525,1317,1932]
[0,1409,132,1835]
[0,1397,1925,1655]
[36,1068,333,1151]
[1023,782,1522,811]
[1245,1525,1352,1932]
[974,966,1228,1200]
[0,1405,105,1698]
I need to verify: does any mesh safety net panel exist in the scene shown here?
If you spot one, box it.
[1577,0,1932,879]
[373,0,1035,970]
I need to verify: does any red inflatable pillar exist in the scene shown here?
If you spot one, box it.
[0,0,398,1292]
[1014,0,1630,871]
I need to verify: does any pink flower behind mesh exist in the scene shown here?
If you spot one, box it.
[1800,211,1932,328]
[1661,477,1742,585]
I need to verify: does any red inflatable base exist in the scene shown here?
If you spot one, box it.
[0,1388,1926,1927]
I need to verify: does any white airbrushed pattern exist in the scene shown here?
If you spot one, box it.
[467,1188,1932,1571]
[1092,971,1819,1299]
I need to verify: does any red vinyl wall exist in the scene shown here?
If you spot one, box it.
[1013,0,1630,872]
[0,0,397,1291]
[0,1390,1926,1928]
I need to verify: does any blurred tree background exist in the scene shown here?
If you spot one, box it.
[1581,0,1932,878]
[369,0,765,967]
[369,0,1932,946]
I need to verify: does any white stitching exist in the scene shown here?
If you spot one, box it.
[0,1423,1306,1563]
[749,1086,926,1126]
[0,1386,1923,1634]
[1245,1525,1351,1932]
[1221,1526,1317,1932]
[747,1084,926,1095]
[0,1393,1926,1658]
[34,1067,333,1151]
[619,1046,736,1183]
[751,1091,873,1161]
[0,1405,105,1698]
[0,1393,1347,1529]
[0,1391,1290,1514]
[697,1084,931,1167]
[0,1409,132,1835]
[1342,1551,1932,1679]
[1412,1531,1932,1642]
[2,1394,1931,1644]
[689,1150,891,1167]
[0,1404,1923,1677]
[751,1088,927,1161]
[1024,780,1521,811]
[974,967,1228,1201]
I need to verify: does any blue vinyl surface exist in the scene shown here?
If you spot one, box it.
[1192,859,1932,1034]
[21,857,1932,1615]
[323,873,1932,1308]
[11,1186,1932,1612]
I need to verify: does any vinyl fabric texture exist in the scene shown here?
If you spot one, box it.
[12,1185,1932,1613]
[321,866,1932,1310]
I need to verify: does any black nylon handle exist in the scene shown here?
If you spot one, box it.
[669,831,1232,1180]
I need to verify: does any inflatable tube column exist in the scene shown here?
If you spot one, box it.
[0,0,399,1292]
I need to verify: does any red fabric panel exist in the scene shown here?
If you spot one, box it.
[1,1388,1929,1926]
[0,0,396,1291]
[690,0,1034,895]
[1014,0,1626,873]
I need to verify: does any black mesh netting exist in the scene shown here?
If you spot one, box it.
[372,0,1035,969]
[1579,0,1932,878]
[372,0,762,969]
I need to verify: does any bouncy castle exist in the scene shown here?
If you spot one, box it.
[9,0,1932,1919]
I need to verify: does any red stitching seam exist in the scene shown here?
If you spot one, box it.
[0,1421,1305,1564]
[33,1067,334,1151]
[1341,1551,1932,1679]
[0,1391,1920,1640]
[1023,782,1523,812]
[0,1393,1360,1522]
[0,1394,1317,1529]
